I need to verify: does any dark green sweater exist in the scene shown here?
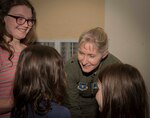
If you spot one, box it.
[64,53,121,118]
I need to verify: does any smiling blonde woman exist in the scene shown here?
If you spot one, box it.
[64,27,121,118]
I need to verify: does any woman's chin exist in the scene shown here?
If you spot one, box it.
[82,67,93,73]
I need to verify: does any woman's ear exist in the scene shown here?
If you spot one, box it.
[102,50,109,59]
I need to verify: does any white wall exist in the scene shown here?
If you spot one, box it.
[105,0,150,95]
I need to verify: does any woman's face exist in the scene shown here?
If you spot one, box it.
[96,80,103,112]
[4,5,33,40]
[78,41,103,73]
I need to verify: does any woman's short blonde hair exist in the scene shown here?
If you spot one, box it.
[79,27,108,53]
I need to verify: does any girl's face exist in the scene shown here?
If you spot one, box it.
[4,5,33,40]
[96,80,103,112]
[78,42,103,73]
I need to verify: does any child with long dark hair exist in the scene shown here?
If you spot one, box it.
[96,63,149,118]
[0,0,36,117]
[12,45,71,118]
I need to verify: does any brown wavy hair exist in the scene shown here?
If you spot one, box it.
[0,0,36,61]
[12,45,66,118]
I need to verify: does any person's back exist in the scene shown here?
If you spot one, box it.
[96,63,149,118]
[11,45,71,118]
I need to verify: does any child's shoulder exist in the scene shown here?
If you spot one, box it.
[49,102,71,118]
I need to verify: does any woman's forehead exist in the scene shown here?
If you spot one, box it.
[79,41,98,51]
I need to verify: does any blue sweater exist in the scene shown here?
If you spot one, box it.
[28,102,71,118]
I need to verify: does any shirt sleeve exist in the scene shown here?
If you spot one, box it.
[64,59,83,118]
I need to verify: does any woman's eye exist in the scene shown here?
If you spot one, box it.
[79,51,84,55]
[90,55,95,58]
[18,17,24,21]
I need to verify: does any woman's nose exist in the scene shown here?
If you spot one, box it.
[82,56,88,65]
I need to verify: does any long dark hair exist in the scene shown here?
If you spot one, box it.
[0,0,36,61]
[12,45,66,118]
[98,63,149,118]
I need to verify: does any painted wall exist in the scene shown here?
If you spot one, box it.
[30,0,104,40]
[105,0,150,96]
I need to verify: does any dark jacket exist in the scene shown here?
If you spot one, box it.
[64,53,121,118]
